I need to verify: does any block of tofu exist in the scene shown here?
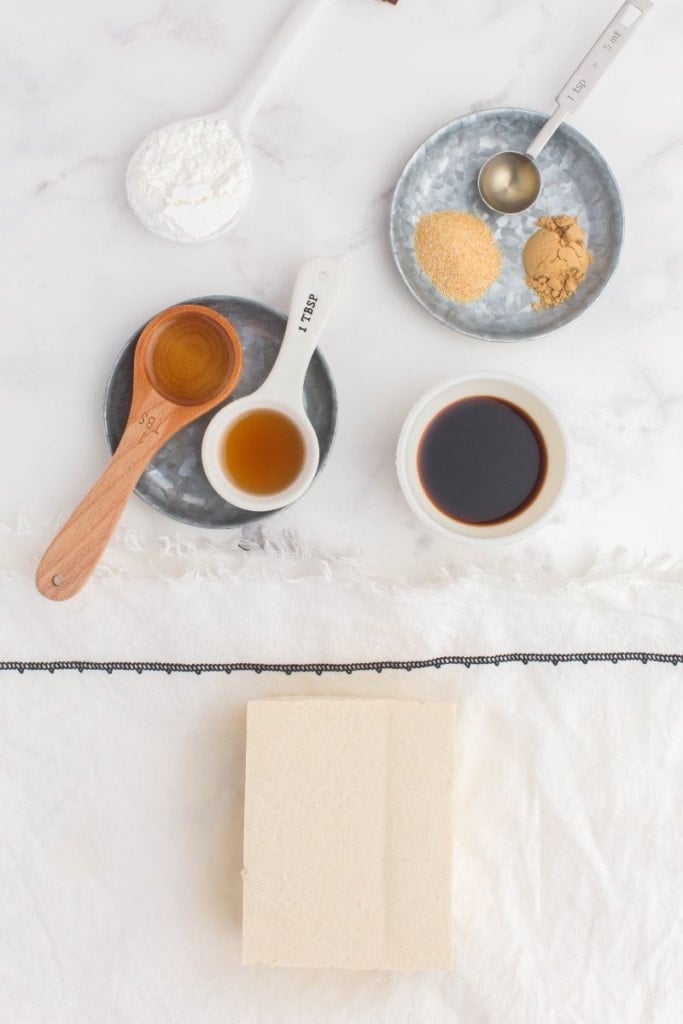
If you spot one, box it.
[242,697,456,970]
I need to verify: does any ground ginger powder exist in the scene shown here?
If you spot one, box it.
[414,211,502,303]
[523,215,592,310]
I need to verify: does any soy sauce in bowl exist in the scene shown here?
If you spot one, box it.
[417,397,547,525]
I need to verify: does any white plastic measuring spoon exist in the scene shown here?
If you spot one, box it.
[202,256,344,512]
[126,0,335,243]
[478,0,653,214]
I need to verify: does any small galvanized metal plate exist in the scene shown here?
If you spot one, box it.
[390,108,624,342]
[104,296,337,528]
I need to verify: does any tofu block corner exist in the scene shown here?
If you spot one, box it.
[242,696,456,971]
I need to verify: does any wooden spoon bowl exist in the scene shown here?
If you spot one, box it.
[36,304,243,601]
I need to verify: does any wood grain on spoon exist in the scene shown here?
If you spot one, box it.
[36,305,242,602]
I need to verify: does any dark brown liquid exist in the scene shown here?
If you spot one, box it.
[418,397,546,525]
[223,409,305,496]
[148,314,232,406]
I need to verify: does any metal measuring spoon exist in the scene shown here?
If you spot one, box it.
[478,0,652,215]
[36,306,243,601]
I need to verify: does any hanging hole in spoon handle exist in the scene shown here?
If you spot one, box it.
[36,305,243,601]
[35,424,167,602]
[526,0,653,160]
[222,0,335,135]
[261,256,345,401]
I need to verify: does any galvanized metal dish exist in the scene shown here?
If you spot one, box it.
[104,296,337,528]
[390,108,624,342]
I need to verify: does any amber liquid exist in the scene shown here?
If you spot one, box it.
[223,409,306,496]
[148,314,232,406]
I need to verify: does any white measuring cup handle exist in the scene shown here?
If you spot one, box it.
[527,0,653,160]
[222,0,334,135]
[261,256,344,401]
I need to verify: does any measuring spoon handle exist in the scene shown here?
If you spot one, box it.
[35,422,165,602]
[527,0,653,160]
[262,256,345,401]
[222,0,334,135]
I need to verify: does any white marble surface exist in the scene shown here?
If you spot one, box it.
[3,5,683,1022]
[3,0,682,587]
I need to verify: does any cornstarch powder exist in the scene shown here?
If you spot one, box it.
[126,115,252,244]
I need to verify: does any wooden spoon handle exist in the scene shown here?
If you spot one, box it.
[36,431,159,602]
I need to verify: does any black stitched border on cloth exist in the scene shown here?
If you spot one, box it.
[0,653,681,676]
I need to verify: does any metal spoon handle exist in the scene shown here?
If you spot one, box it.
[221,0,334,135]
[261,256,345,401]
[527,0,653,160]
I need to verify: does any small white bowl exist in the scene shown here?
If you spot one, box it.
[396,374,568,543]
[201,256,344,513]
[201,399,320,513]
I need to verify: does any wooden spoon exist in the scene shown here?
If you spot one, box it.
[36,305,243,602]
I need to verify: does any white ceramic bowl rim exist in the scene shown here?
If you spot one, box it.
[396,373,569,544]
[201,398,320,513]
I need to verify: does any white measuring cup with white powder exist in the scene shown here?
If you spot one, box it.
[126,0,334,244]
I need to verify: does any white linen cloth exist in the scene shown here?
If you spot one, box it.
[1,536,682,1023]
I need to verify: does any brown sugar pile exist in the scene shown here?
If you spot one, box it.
[523,215,592,310]
[414,211,502,303]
